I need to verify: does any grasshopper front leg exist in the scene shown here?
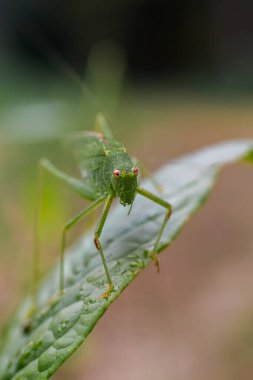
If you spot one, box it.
[136,187,172,272]
[94,193,115,299]
[59,196,106,294]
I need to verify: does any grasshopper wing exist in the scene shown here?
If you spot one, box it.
[66,131,107,177]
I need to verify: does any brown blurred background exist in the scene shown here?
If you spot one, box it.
[0,1,253,379]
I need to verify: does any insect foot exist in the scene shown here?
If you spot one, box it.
[22,305,37,334]
[94,234,114,298]
[98,283,114,300]
[151,253,160,273]
[22,318,32,334]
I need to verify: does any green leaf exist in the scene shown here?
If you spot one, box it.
[0,140,253,380]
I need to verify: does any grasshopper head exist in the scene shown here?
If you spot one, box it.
[112,167,138,206]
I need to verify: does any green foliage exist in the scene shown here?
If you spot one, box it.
[0,140,252,380]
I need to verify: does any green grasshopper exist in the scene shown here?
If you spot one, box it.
[34,113,172,299]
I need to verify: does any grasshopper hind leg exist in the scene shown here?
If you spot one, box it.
[31,159,103,305]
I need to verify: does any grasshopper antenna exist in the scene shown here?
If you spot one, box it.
[24,28,101,111]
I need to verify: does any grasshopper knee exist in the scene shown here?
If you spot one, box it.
[166,206,172,219]
[39,158,49,168]
[94,234,101,250]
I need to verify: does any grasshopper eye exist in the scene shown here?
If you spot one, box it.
[113,169,121,177]
[133,167,139,176]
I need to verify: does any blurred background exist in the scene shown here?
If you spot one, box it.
[0,1,253,379]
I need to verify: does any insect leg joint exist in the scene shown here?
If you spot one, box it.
[94,234,101,250]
